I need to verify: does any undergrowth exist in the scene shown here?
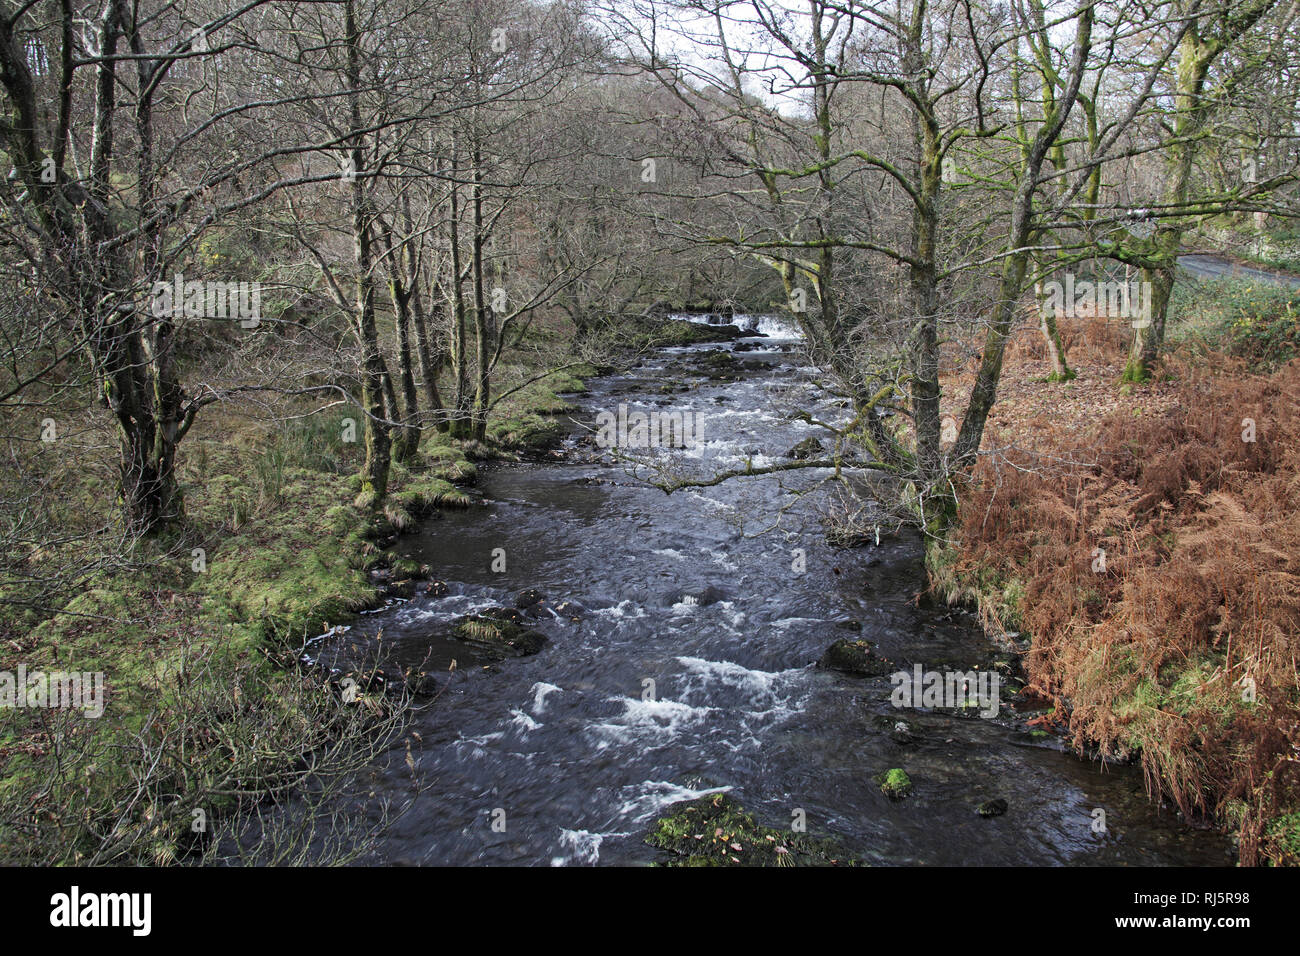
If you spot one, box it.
[940,355,1300,864]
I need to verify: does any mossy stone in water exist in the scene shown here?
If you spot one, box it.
[877,768,912,799]
[785,436,825,460]
[820,639,895,677]
[646,792,853,867]
[451,614,547,659]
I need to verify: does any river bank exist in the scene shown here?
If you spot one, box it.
[0,316,749,864]
[932,311,1300,866]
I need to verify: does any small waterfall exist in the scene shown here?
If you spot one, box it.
[670,312,804,339]
[749,314,802,338]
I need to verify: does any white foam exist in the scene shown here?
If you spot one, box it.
[550,828,609,866]
[453,730,505,759]
[652,548,686,560]
[616,780,733,821]
[772,616,822,630]
[530,682,562,715]
[595,600,646,621]
[393,594,503,626]
[589,696,715,748]
[509,708,540,732]
[675,657,785,705]
[670,312,804,339]
[710,551,740,573]
[706,407,784,423]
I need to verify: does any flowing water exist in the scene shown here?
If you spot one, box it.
[331,319,1234,866]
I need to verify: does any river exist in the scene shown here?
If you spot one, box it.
[327,318,1233,866]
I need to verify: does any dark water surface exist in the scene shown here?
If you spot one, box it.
[332,321,1234,866]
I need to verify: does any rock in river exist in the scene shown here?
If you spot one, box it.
[819,639,896,677]
[785,436,824,460]
[451,613,548,659]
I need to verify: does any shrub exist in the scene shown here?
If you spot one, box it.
[945,358,1300,863]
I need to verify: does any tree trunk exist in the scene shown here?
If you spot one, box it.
[447,137,472,439]
[388,279,422,460]
[1123,262,1175,382]
[345,0,389,505]
[410,282,447,433]
[1,3,185,536]
[1037,293,1073,381]
[956,5,1094,469]
[910,113,943,482]
[470,143,491,443]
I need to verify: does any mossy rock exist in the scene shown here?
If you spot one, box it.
[479,605,527,624]
[697,349,740,369]
[451,614,547,659]
[877,768,912,799]
[514,589,547,612]
[620,317,744,348]
[697,350,743,380]
[646,792,854,866]
[785,436,825,460]
[392,477,474,516]
[421,443,479,483]
[819,639,896,678]
[872,715,916,745]
[488,414,567,452]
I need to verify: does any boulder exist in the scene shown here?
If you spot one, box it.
[819,639,895,677]
[877,768,912,800]
[514,589,547,612]
[785,436,824,460]
[451,614,548,659]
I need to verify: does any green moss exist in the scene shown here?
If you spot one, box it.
[646,792,853,866]
[877,768,913,799]
[926,539,1026,634]
[14,444,399,733]
[1119,359,1149,385]
[606,316,745,349]
[393,476,473,515]
[451,615,547,659]
[1044,368,1077,383]
[1000,579,1026,626]
[487,412,567,450]
[542,365,596,394]
[0,379,490,858]
[1264,812,1300,866]
[194,468,378,645]
[1114,653,1242,725]
[421,443,478,482]
[23,578,240,726]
